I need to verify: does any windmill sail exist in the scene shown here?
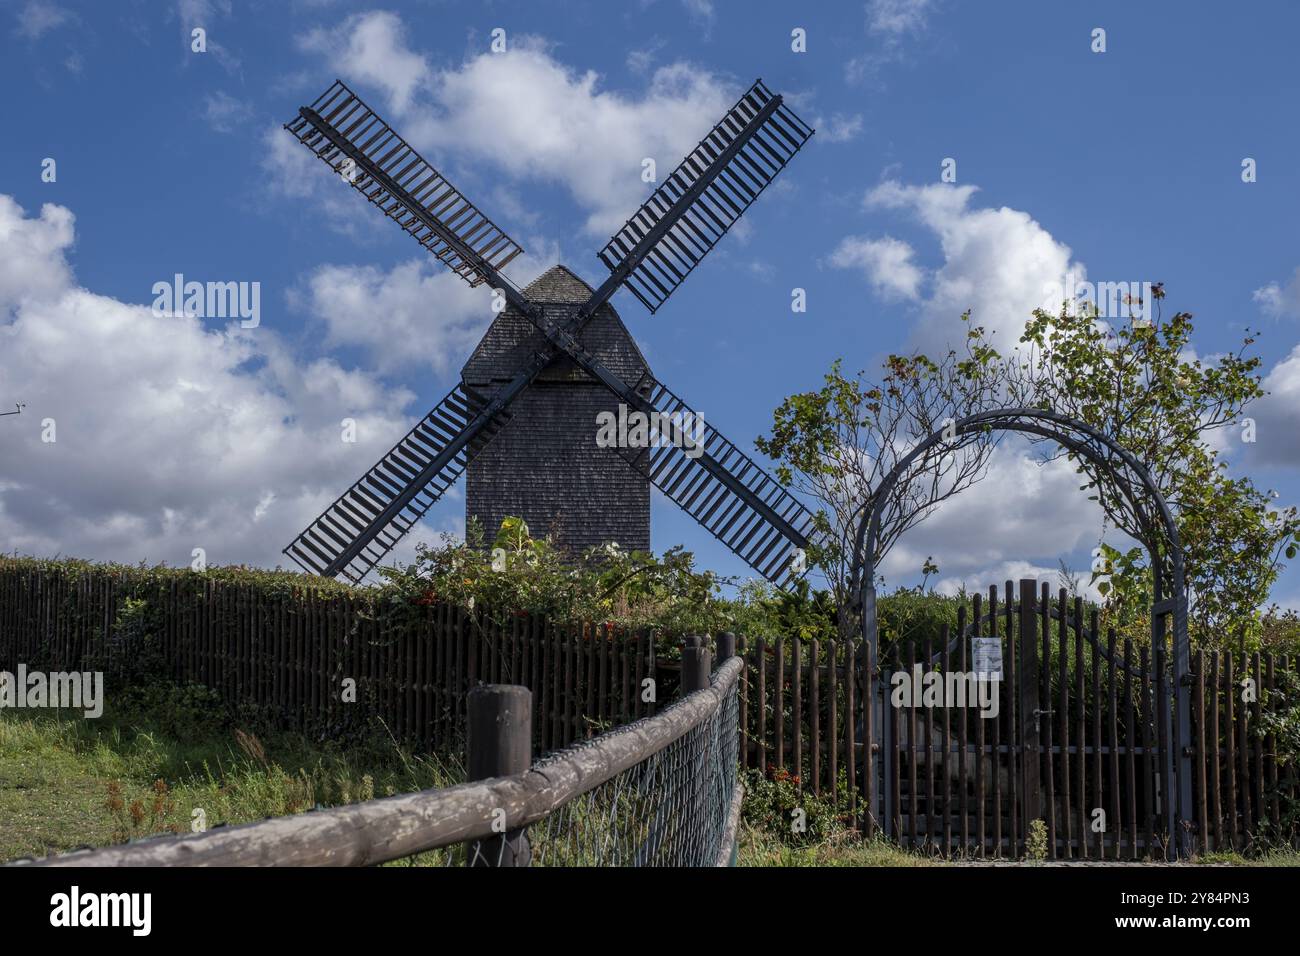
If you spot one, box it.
[594,79,814,315]
[285,80,525,288]
[284,381,516,581]
[616,372,821,587]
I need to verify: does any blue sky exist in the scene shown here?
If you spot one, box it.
[3,0,1300,607]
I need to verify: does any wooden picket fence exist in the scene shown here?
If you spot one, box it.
[737,581,1300,857]
[0,562,663,755]
[1193,648,1296,853]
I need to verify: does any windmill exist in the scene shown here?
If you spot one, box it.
[282,77,821,589]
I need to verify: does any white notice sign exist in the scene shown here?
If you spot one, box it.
[971,637,1003,680]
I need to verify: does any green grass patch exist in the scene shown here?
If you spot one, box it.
[0,685,461,863]
[1193,848,1300,866]
[737,824,942,867]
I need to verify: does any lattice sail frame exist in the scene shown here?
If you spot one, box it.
[618,373,819,588]
[285,382,510,582]
[285,80,525,286]
[597,79,814,314]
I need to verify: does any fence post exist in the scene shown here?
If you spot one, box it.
[682,635,712,693]
[466,684,532,867]
[1018,579,1043,843]
[716,632,736,664]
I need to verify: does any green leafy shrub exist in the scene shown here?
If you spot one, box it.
[376,517,727,637]
[741,767,854,845]
[1256,667,1300,847]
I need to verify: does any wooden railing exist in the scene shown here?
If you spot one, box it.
[15,653,744,868]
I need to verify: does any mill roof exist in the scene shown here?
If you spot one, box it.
[460,264,652,385]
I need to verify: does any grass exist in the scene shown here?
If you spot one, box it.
[738,824,944,867]
[1193,848,1300,866]
[0,690,461,863]
[6,683,1299,869]
[736,823,1300,868]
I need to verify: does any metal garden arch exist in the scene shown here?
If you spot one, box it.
[848,407,1194,859]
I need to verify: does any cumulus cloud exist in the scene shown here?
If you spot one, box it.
[0,198,75,305]
[626,37,667,75]
[851,180,1085,352]
[295,260,489,376]
[1245,343,1300,467]
[828,183,1137,589]
[679,0,715,33]
[1254,267,1300,320]
[259,125,385,239]
[829,235,923,300]
[412,49,735,236]
[878,442,1114,595]
[0,194,424,573]
[291,241,560,375]
[298,11,429,114]
[290,12,738,238]
[932,560,1104,604]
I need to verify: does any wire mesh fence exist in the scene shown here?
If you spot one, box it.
[530,672,739,866]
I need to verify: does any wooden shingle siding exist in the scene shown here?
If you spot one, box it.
[462,266,652,555]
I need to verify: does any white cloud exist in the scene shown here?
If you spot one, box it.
[626,38,667,75]
[858,180,1085,351]
[262,125,322,202]
[832,180,1146,594]
[175,0,239,73]
[829,235,923,300]
[292,241,560,375]
[259,125,384,239]
[680,0,715,32]
[0,198,75,305]
[818,112,864,144]
[13,0,72,39]
[0,194,424,573]
[933,560,1104,604]
[1254,267,1300,320]
[298,11,430,114]
[879,442,1113,594]
[413,49,735,236]
[867,0,935,36]
[847,0,938,82]
[203,90,253,133]
[1246,343,1300,466]
[293,14,737,238]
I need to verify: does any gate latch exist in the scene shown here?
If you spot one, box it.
[1032,707,1054,718]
